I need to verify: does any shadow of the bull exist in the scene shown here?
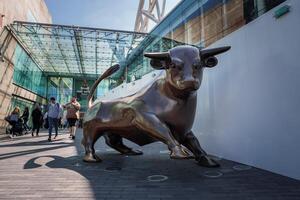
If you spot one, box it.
[23,153,227,181]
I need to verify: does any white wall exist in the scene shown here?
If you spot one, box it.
[99,0,300,180]
[194,0,300,180]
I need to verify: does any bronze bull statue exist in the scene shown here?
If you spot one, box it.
[82,45,230,167]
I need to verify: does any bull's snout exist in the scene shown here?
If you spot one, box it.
[178,78,200,91]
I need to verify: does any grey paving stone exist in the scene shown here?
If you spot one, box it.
[0,129,299,200]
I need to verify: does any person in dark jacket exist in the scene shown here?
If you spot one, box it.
[31,103,43,136]
[21,107,30,131]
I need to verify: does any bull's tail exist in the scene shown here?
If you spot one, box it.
[88,64,120,108]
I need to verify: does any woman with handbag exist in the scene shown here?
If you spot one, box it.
[63,97,80,140]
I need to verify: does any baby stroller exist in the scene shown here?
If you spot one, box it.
[5,117,25,137]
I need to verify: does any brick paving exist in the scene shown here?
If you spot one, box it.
[0,129,299,200]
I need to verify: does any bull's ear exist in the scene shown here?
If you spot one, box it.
[200,46,231,59]
[200,46,231,68]
[144,52,170,70]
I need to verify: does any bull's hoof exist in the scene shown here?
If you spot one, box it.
[123,149,143,156]
[197,155,220,168]
[170,145,192,159]
[181,146,195,159]
[83,153,102,163]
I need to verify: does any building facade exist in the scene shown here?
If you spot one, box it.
[125,0,286,80]
[0,0,51,132]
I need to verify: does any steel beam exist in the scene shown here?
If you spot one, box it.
[134,0,167,33]
[45,71,98,79]
[14,20,146,35]
[72,29,85,74]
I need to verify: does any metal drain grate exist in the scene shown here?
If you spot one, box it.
[203,171,223,178]
[147,175,168,182]
[233,165,252,171]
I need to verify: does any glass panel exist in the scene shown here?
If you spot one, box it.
[97,79,110,98]
[47,79,58,101]
[126,0,286,81]
[74,79,94,112]
[13,44,47,97]
[10,22,147,80]
[10,96,35,127]
[47,77,73,105]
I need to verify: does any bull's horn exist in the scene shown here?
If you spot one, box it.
[144,52,170,60]
[200,46,231,58]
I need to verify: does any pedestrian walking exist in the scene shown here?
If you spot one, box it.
[63,97,80,140]
[21,107,30,131]
[46,97,60,141]
[31,103,43,137]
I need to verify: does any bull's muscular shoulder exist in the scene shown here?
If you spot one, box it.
[137,79,179,112]
[135,79,166,101]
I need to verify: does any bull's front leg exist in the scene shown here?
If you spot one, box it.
[82,121,102,162]
[182,131,220,167]
[134,113,191,159]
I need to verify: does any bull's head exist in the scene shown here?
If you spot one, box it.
[144,45,230,93]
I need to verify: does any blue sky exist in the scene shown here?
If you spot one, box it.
[45,0,181,31]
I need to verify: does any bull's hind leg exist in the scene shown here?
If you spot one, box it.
[104,134,143,155]
[181,131,219,167]
[82,121,102,162]
[134,113,192,159]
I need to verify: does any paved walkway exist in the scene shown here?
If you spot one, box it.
[0,129,299,200]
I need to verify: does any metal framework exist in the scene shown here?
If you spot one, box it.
[134,0,166,33]
[8,21,147,78]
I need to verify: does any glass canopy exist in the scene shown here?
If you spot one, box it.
[9,21,147,78]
